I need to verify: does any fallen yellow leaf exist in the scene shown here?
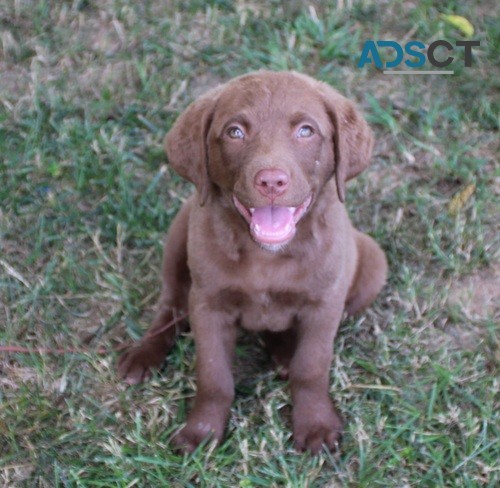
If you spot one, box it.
[448,183,476,215]
[440,14,475,38]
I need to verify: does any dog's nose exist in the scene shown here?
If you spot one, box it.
[254,169,289,199]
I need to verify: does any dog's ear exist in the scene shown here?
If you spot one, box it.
[164,90,219,206]
[319,83,374,202]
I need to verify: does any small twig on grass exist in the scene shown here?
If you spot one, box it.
[349,384,401,392]
[0,345,108,355]
[0,312,189,356]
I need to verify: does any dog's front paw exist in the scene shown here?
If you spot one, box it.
[117,339,169,385]
[172,418,224,453]
[293,402,343,454]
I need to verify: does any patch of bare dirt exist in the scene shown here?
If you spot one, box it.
[75,60,141,98]
[448,263,499,322]
[0,62,31,102]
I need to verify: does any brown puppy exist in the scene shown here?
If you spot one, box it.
[118,71,387,454]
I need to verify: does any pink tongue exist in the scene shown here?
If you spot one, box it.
[251,206,293,233]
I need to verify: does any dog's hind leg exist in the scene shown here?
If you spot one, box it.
[345,230,387,316]
[117,197,193,384]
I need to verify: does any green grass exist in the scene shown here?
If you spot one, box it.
[1,0,498,486]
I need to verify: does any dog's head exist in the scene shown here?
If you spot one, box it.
[165,71,373,250]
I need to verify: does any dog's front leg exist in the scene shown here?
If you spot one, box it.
[173,296,237,453]
[290,304,344,454]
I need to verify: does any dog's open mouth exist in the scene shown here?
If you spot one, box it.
[233,194,312,246]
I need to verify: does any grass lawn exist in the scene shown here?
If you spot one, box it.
[0,0,498,486]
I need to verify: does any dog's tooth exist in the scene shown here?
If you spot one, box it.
[288,207,295,214]
[249,208,255,214]
[254,224,260,232]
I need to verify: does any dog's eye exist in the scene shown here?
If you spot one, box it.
[227,126,245,139]
[297,125,314,138]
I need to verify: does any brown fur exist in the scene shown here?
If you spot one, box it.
[118,71,387,454]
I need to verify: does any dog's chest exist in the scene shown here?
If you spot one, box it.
[206,240,331,332]
[213,284,315,332]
